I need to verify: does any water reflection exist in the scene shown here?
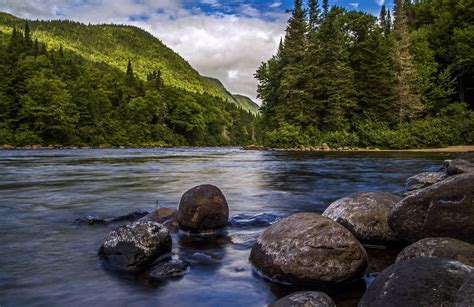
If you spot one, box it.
[0,148,454,306]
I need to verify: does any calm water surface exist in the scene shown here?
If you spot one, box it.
[0,148,454,306]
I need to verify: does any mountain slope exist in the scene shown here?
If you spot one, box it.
[0,12,258,113]
[233,94,260,115]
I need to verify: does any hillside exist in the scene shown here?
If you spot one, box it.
[233,94,260,115]
[0,12,258,113]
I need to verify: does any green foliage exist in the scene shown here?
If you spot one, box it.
[255,0,474,149]
[0,21,258,147]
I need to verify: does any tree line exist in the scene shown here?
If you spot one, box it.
[0,24,257,147]
[256,0,473,148]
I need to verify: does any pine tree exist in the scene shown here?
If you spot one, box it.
[392,0,423,122]
[314,7,356,131]
[278,0,310,126]
[322,0,329,18]
[308,0,321,30]
[24,22,33,51]
[379,5,391,36]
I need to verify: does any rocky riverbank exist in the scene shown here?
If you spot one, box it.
[77,151,474,306]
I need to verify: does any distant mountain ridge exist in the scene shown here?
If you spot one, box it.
[0,12,259,114]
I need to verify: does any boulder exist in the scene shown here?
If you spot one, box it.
[455,272,474,307]
[141,207,178,231]
[322,192,401,245]
[405,172,445,191]
[98,221,172,273]
[178,185,229,232]
[447,152,474,176]
[270,291,335,307]
[249,213,367,286]
[388,173,474,243]
[359,257,472,307]
[148,259,190,280]
[397,237,474,267]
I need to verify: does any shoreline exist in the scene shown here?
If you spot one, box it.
[0,144,473,153]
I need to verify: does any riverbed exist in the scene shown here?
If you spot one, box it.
[0,148,455,306]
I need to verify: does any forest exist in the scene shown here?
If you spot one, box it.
[256,0,474,149]
[0,23,257,147]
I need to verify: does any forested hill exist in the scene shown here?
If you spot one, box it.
[256,0,474,149]
[0,12,258,114]
[0,13,258,147]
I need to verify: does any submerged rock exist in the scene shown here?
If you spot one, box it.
[178,184,229,232]
[98,221,172,273]
[140,207,178,231]
[148,259,190,280]
[405,172,445,191]
[75,211,149,225]
[270,291,336,307]
[447,152,474,176]
[360,257,472,307]
[229,213,281,228]
[396,237,474,267]
[230,232,261,250]
[389,173,474,243]
[322,192,401,245]
[455,271,474,307]
[249,213,367,286]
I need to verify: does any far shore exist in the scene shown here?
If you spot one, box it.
[1,144,473,153]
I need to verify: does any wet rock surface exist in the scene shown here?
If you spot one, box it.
[447,151,474,176]
[140,207,178,231]
[270,291,336,307]
[322,192,401,245]
[359,257,473,307]
[75,211,149,225]
[178,185,229,232]
[405,172,445,191]
[148,259,190,280]
[98,221,172,273]
[389,172,474,243]
[396,237,474,266]
[229,213,281,228]
[455,271,474,307]
[250,213,367,286]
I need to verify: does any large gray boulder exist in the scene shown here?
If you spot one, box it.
[178,184,229,232]
[269,291,335,307]
[455,271,474,307]
[405,172,445,191]
[322,192,401,245]
[249,213,367,286]
[98,221,172,273]
[388,173,474,243]
[359,257,472,307]
[447,152,474,176]
[397,237,474,267]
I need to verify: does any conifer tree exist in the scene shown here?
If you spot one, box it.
[322,0,329,18]
[308,0,321,30]
[392,0,423,122]
[24,22,33,51]
[278,0,309,126]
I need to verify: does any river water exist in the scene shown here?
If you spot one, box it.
[0,148,454,306]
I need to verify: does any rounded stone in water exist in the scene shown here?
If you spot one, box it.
[270,291,335,307]
[98,220,172,273]
[249,212,368,286]
[178,184,229,232]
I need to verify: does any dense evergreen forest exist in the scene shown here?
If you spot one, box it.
[0,21,257,147]
[256,0,474,149]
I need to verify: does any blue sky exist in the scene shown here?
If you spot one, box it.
[0,0,388,102]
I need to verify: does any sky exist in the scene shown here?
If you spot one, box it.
[0,0,387,103]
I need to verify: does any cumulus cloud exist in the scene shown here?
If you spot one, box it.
[376,0,385,6]
[0,0,287,103]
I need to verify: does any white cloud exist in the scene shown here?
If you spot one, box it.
[0,0,287,103]
[270,2,282,8]
[376,0,385,6]
[350,3,359,8]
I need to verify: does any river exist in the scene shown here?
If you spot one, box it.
[0,148,454,306]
